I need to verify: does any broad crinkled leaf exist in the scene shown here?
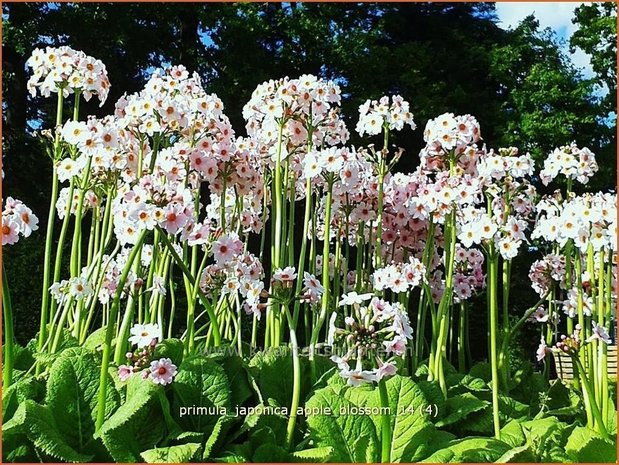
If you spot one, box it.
[248,348,307,410]
[306,385,379,463]
[368,375,437,462]
[7,400,93,463]
[291,446,334,462]
[140,443,201,463]
[500,420,526,447]
[153,338,184,366]
[2,375,45,422]
[433,437,511,462]
[565,426,616,463]
[495,444,537,463]
[46,347,120,453]
[96,376,164,462]
[435,392,489,427]
[172,355,231,433]
[203,415,236,460]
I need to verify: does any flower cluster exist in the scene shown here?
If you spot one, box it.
[453,246,486,302]
[372,257,425,293]
[419,112,481,170]
[355,95,415,136]
[243,74,348,150]
[49,275,94,304]
[529,254,566,296]
[118,323,178,385]
[539,143,598,186]
[328,292,413,386]
[532,192,617,252]
[27,46,110,103]
[2,197,39,246]
[200,233,265,318]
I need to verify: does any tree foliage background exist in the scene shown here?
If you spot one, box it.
[2,2,616,355]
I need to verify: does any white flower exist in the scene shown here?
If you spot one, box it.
[338,291,373,307]
[340,369,378,387]
[129,323,162,348]
[586,322,612,345]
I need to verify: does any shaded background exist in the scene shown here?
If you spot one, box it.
[2,2,616,364]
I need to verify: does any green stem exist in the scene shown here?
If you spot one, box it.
[378,378,392,463]
[158,229,221,346]
[284,305,301,450]
[310,180,333,363]
[96,231,147,430]
[292,178,312,329]
[2,265,15,387]
[488,247,501,438]
[574,356,609,439]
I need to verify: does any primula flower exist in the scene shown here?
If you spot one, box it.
[536,337,550,362]
[2,197,39,245]
[2,218,19,245]
[27,46,111,103]
[586,322,612,345]
[149,358,178,385]
[340,368,378,387]
[339,291,374,306]
[69,276,93,300]
[129,323,162,348]
[273,266,297,283]
[118,364,134,381]
[212,233,243,265]
[356,95,415,137]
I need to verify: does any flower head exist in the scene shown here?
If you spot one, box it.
[149,358,177,385]
[129,323,162,348]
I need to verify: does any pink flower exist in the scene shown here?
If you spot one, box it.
[536,337,550,362]
[212,233,243,265]
[118,364,134,381]
[341,369,377,387]
[384,336,407,356]
[273,266,297,283]
[586,322,612,345]
[2,218,20,245]
[376,362,397,381]
[149,358,177,385]
[161,203,188,234]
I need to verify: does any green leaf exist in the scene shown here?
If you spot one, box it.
[212,353,253,407]
[172,355,231,433]
[500,420,526,447]
[495,444,537,463]
[46,347,120,454]
[499,395,529,421]
[154,338,184,366]
[248,348,306,410]
[368,375,437,462]
[445,437,512,462]
[565,426,616,463]
[306,385,379,462]
[252,443,291,462]
[7,400,93,463]
[2,375,44,422]
[451,374,490,394]
[97,376,165,462]
[83,327,108,350]
[417,380,447,416]
[469,362,492,381]
[521,417,570,462]
[420,448,455,463]
[141,443,201,463]
[203,415,236,460]
[291,447,334,462]
[435,392,489,428]
[32,329,79,368]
